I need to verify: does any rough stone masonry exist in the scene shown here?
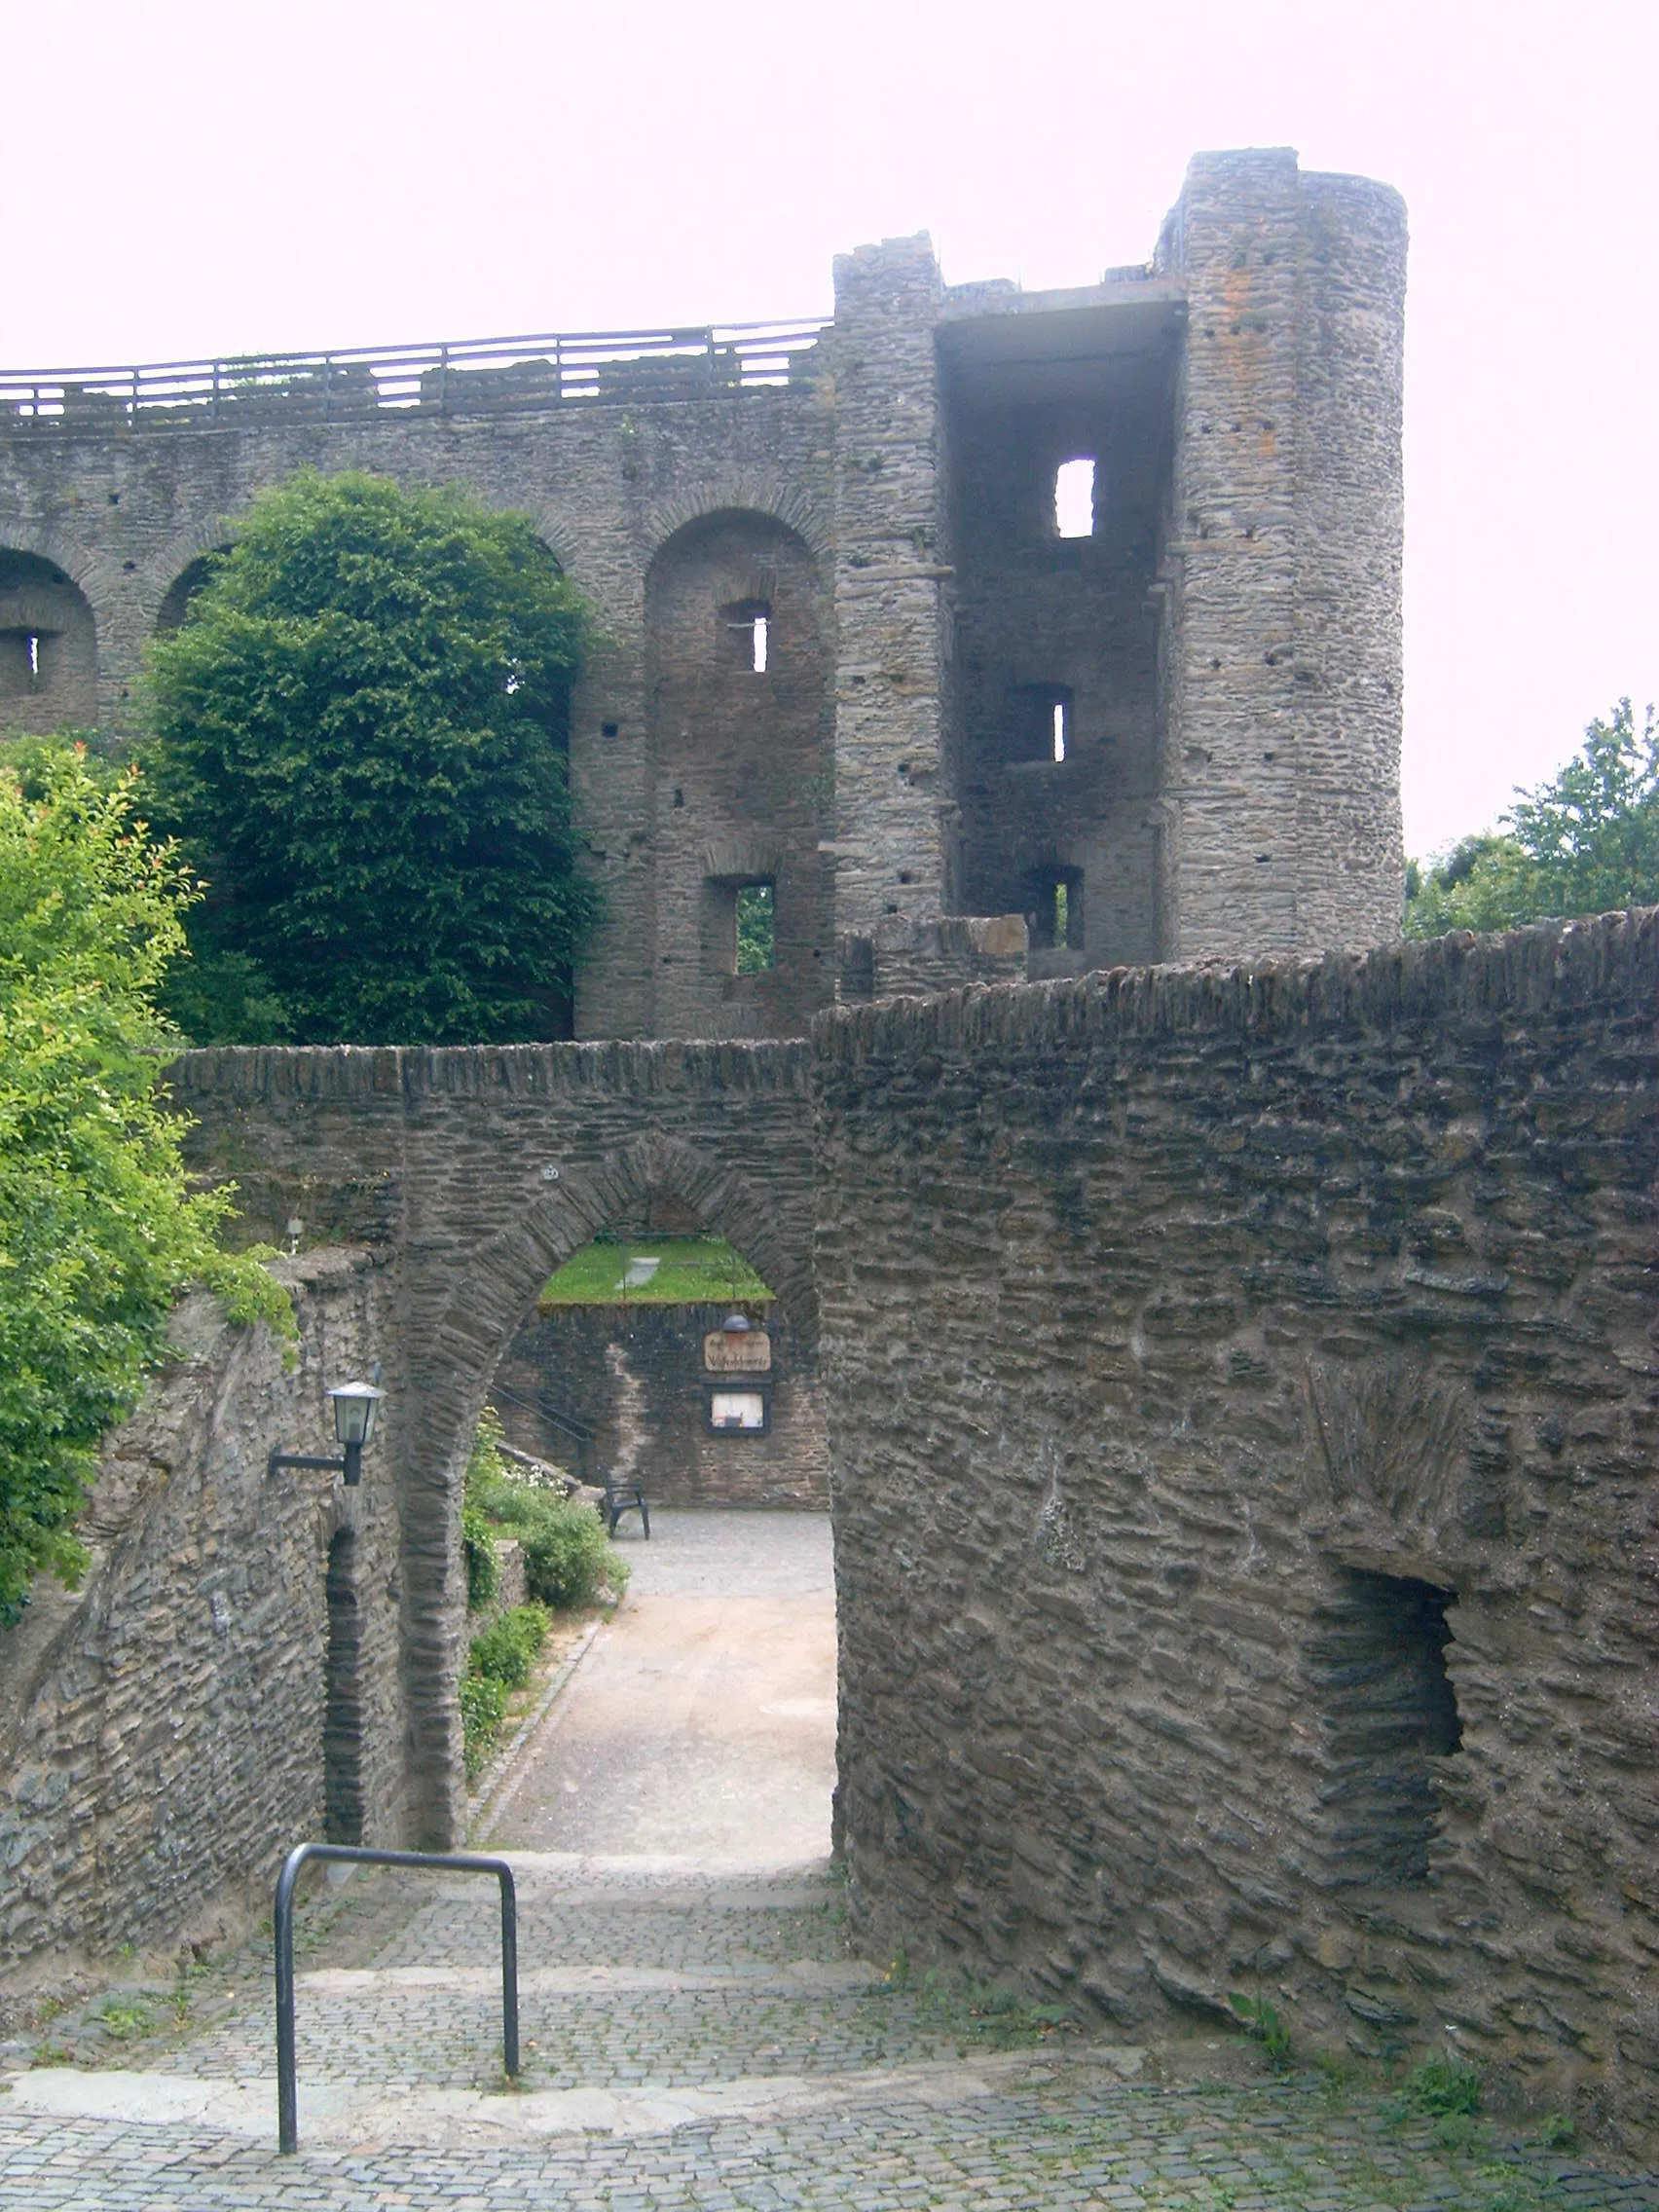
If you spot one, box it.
[816,910,1659,2161]
[0,148,1405,1029]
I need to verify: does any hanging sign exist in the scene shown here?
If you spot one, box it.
[703,1328,772,1376]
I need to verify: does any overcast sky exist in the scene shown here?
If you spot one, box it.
[10,0,1653,858]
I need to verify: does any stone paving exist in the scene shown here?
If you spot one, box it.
[3,1514,1655,2208]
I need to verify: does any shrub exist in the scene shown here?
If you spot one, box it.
[1402,2056,1483,2118]
[142,470,601,1045]
[468,1604,549,1691]
[459,1669,507,1781]
[461,1501,498,1611]
[521,1494,627,1610]
[0,745,293,1624]
[461,1406,627,1611]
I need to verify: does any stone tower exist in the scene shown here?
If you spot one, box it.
[0,147,1406,1034]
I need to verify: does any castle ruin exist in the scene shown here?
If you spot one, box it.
[0,148,1406,1019]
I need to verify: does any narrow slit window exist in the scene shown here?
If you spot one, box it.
[27,631,40,685]
[1054,457,1096,538]
[722,600,772,672]
[1052,698,1068,762]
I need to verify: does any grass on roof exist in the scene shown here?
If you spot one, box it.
[537,1235,774,1309]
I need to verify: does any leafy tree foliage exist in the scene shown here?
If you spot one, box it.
[0,745,291,1624]
[1407,700,1659,936]
[144,471,601,1044]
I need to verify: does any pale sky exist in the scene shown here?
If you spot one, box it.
[10,0,1654,859]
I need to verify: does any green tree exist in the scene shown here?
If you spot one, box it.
[1407,700,1659,937]
[0,747,290,1624]
[143,470,601,1044]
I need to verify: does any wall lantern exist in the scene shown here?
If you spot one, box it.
[703,1313,772,1435]
[269,1381,386,1488]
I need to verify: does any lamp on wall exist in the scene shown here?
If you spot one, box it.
[269,1380,386,1489]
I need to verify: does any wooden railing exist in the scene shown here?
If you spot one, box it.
[0,319,831,430]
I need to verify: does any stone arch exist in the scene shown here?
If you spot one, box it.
[0,547,98,732]
[644,508,833,1038]
[143,511,245,629]
[156,546,235,634]
[645,478,831,569]
[398,1129,813,1843]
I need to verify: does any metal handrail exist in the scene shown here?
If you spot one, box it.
[1,317,830,429]
[273,1840,519,2154]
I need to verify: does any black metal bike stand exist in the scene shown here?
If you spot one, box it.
[274,1841,519,2154]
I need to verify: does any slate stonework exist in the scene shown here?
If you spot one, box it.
[815,910,1659,2158]
[0,149,1407,1022]
[0,1250,399,1998]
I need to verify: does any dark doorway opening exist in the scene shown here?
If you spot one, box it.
[324,1530,365,1845]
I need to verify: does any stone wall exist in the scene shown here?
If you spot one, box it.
[0,1251,401,1997]
[1,146,1410,1026]
[494,1300,828,1508]
[171,1039,818,1847]
[816,912,1659,2157]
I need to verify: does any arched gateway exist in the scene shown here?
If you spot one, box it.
[173,1037,815,1847]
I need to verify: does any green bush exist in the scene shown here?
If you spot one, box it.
[142,469,601,1045]
[521,1494,626,1610]
[1402,2056,1483,2118]
[461,1405,628,1612]
[462,1501,498,1611]
[0,744,293,1624]
[459,1670,507,1782]
[468,1604,549,1691]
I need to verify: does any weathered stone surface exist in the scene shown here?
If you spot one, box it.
[0,148,1407,1029]
[816,909,1659,2159]
[173,1039,820,1848]
[495,1302,828,1509]
[0,1251,398,1995]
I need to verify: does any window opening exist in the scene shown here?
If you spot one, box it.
[0,629,45,700]
[722,600,771,672]
[1052,698,1068,762]
[1054,457,1096,539]
[1308,1568,1461,1886]
[1029,871,1083,951]
[736,881,775,973]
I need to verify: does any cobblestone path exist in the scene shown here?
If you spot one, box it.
[4,1855,1656,2211]
[3,1517,1655,2208]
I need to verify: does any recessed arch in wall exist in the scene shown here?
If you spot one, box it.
[644,510,831,1039]
[0,549,98,732]
[156,546,234,633]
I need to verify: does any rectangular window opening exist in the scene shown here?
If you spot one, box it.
[1052,698,1067,762]
[1308,1568,1462,1887]
[722,600,771,673]
[1054,457,1096,539]
[735,880,775,974]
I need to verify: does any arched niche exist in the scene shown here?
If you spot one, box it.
[0,550,97,732]
[644,511,831,1040]
[156,546,233,633]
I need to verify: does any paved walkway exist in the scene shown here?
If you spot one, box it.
[3,1512,1655,2209]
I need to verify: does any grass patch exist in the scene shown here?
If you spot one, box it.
[537,1235,773,1308]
